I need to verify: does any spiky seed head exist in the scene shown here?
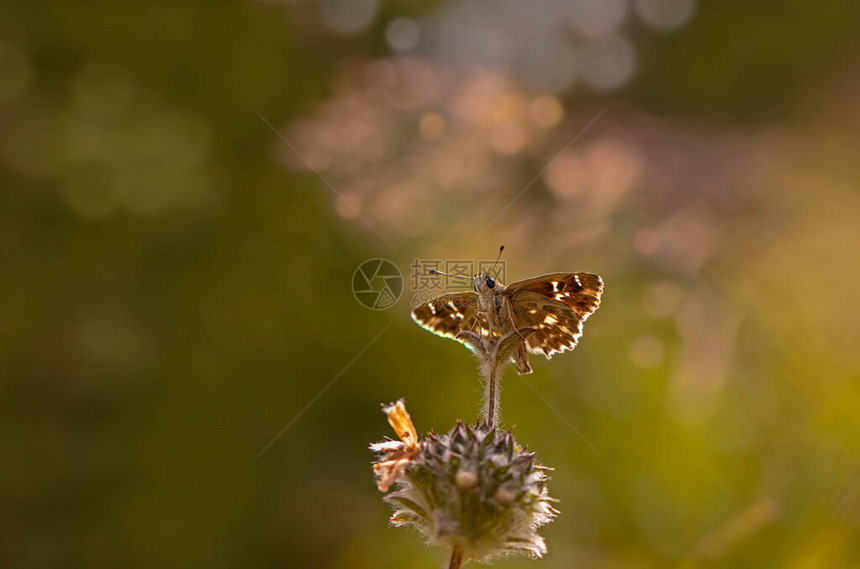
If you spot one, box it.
[371,404,558,562]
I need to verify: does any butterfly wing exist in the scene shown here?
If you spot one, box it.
[505,272,603,357]
[411,292,485,346]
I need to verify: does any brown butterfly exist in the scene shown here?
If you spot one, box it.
[411,248,603,375]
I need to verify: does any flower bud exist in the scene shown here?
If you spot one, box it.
[372,403,558,562]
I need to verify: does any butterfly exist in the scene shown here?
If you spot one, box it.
[411,248,603,375]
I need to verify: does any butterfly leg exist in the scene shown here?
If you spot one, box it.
[514,344,533,375]
[475,302,492,339]
[506,307,529,342]
[503,304,533,374]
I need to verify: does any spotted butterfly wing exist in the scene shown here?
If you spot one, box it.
[411,292,489,345]
[505,272,603,357]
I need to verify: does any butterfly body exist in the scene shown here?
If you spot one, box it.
[412,270,603,375]
[470,272,506,332]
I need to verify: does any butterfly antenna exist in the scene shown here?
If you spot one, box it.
[491,245,505,274]
[429,269,471,282]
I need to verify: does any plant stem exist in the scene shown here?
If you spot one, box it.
[484,363,499,429]
[448,545,464,569]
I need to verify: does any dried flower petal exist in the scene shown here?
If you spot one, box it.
[370,399,421,491]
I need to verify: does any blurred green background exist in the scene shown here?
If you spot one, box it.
[1,1,859,567]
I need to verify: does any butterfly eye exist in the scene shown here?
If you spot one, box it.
[486,277,496,289]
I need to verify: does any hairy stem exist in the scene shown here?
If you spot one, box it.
[448,545,464,569]
[482,362,500,428]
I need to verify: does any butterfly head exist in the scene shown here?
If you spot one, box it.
[473,273,499,294]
